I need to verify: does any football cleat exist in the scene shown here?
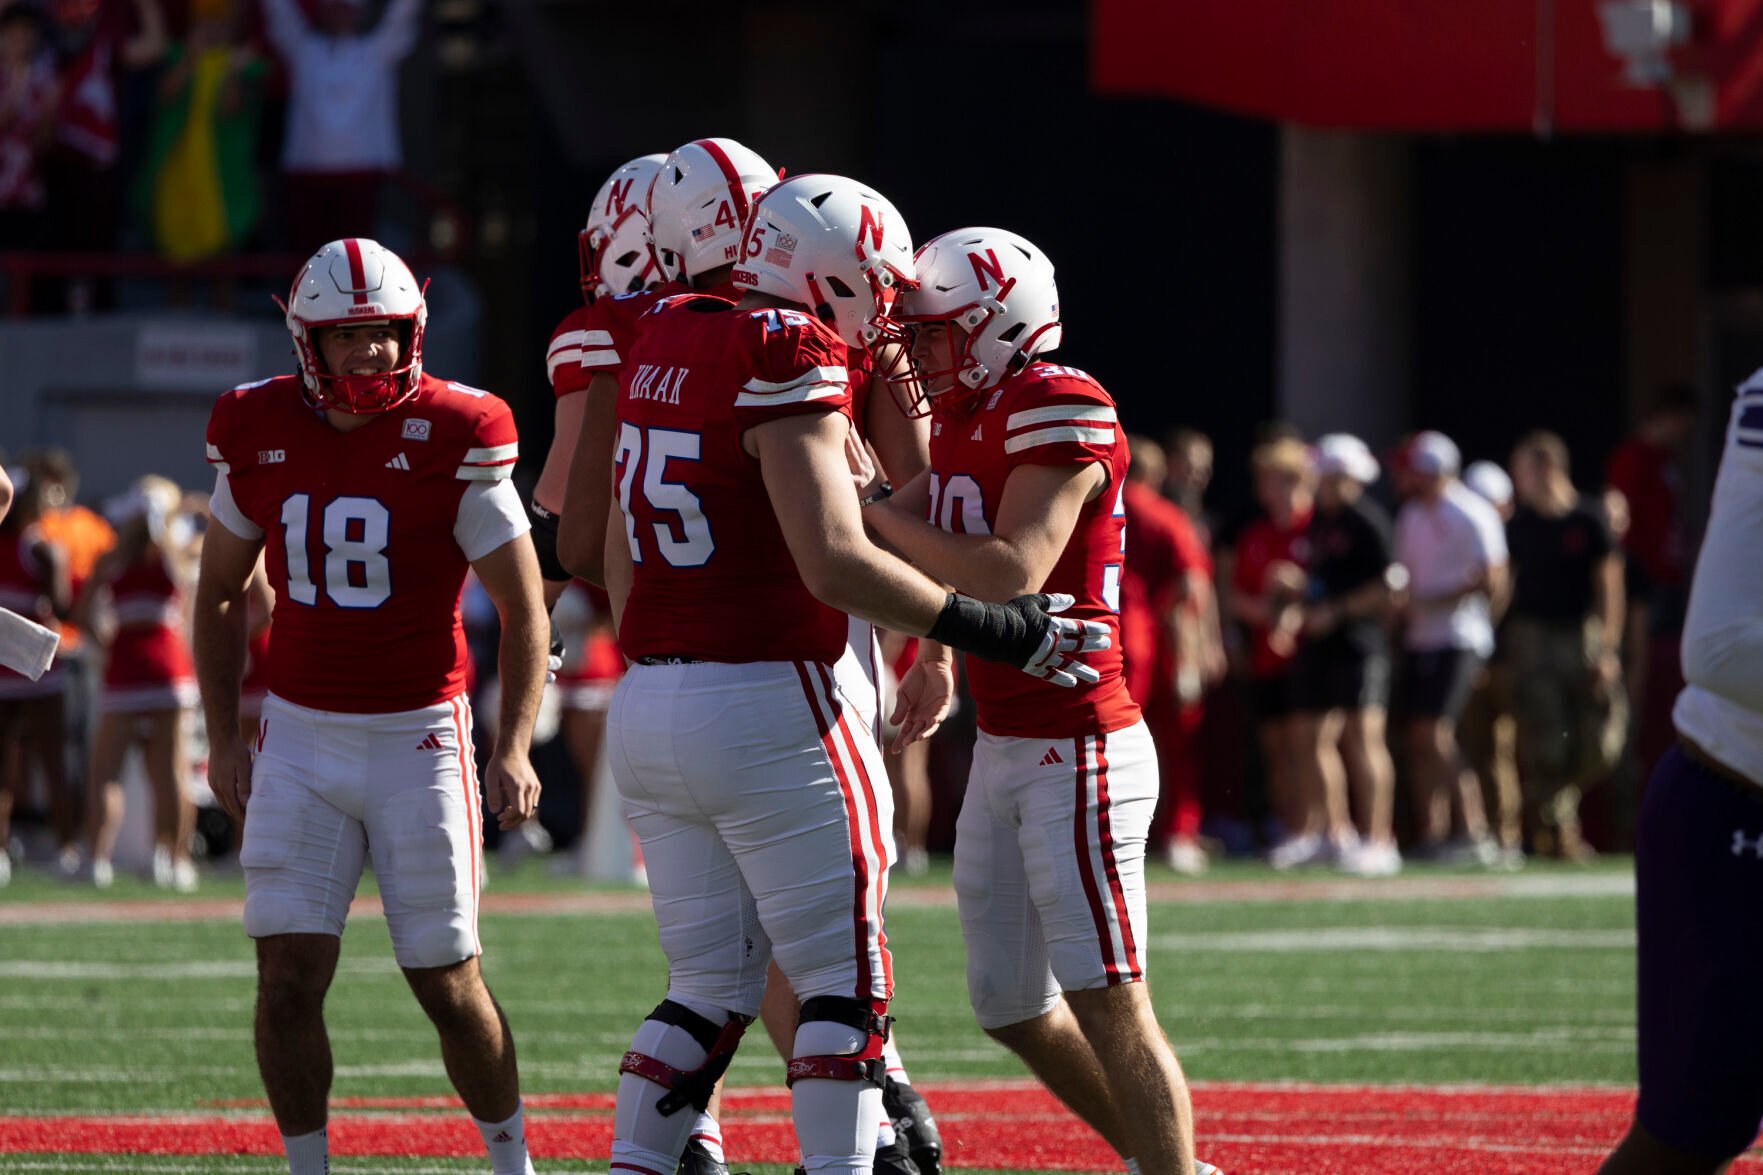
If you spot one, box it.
[677,1137,740,1175]
[883,1077,942,1175]
[874,1135,920,1175]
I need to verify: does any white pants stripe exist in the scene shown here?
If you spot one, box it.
[446,694,482,957]
[1075,733,1142,983]
[798,660,892,998]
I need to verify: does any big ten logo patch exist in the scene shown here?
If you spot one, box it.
[402,418,432,442]
[258,449,286,464]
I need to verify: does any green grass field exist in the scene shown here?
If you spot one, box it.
[0,857,1646,1173]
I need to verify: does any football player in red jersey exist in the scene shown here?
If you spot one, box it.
[530,151,669,596]
[546,137,776,589]
[865,229,1209,1175]
[192,239,548,1175]
[599,175,1105,1175]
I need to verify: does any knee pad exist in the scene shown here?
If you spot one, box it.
[618,999,751,1116]
[786,996,891,1088]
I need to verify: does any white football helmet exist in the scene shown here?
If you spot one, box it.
[898,227,1062,413]
[733,173,916,351]
[275,238,428,414]
[647,137,776,282]
[579,153,666,303]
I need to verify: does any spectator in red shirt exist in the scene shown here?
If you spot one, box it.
[1222,437,1314,864]
[1605,384,1697,782]
[1122,435,1223,875]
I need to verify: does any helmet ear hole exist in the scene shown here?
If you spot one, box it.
[998,321,1025,343]
[824,275,855,299]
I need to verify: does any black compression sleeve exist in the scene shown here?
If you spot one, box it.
[926,592,1045,667]
[529,500,569,583]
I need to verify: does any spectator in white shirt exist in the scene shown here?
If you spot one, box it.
[260,0,420,251]
[1392,431,1509,865]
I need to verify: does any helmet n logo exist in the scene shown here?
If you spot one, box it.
[968,249,1005,292]
[606,178,636,216]
[858,204,885,255]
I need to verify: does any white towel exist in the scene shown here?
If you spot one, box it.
[0,607,59,680]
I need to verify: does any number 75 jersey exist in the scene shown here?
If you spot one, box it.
[205,374,525,714]
[928,362,1139,739]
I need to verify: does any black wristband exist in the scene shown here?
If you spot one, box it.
[926,592,1044,668]
[529,500,569,583]
[860,481,893,508]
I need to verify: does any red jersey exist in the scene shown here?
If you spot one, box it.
[103,550,196,690]
[206,373,521,714]
[614,298,854,664]
[927,363,1139,739]
[1605,435,1686,591]
[0,526,60,696]
[1232,511,1312,678]
[1120,480,1210,708]
[546,281,741,398]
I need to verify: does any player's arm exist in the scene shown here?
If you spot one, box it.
[865,378,930,484]
[753,412,1105,685]
[529,390,587,607]
[192,499,265,823]
[557,371,621,586]
[0,464,11,524]
[602,492,632,636]
[470,534,546,830]
[867,462,1104,601]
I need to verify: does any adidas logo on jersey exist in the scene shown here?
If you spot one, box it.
[971,425,983,441]
[385,453,411,471]
[416,732,444,752]
[1040,746,1064,766]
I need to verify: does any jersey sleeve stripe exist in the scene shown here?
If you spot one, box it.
[548,329,614,354]
[733,382,845,408]
[1005,404,1118,430]
[580,347,621,368]
[461,443,519,465]
[741,366,849,395]
[1003,425,1117,453]
[546,350,582,381]
[205,442,226,468]
[455,464,517,481]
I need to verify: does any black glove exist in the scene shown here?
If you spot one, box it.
[927,592,1109,689]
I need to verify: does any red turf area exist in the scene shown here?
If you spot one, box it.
[4,1081,1759,1173]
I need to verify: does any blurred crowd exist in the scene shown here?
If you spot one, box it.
[0,0,418,311]
[0,387,1698,889]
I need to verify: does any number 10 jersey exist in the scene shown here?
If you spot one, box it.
[205,373,524,714]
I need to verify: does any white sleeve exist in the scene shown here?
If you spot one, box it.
[209,471,264,541]
[454,478,530,562]
[1681,389,1763,712]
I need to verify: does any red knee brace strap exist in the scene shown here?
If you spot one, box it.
[618,999,752,1116]
[785,996,892,1089]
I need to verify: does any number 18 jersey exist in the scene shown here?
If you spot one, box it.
[205,374,524,714]
[614,296,855,665]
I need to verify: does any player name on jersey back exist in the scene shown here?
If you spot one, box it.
[613,298,855,666]
[206,374,519,714]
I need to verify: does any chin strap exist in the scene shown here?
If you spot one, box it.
[618,1000,752,1116]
